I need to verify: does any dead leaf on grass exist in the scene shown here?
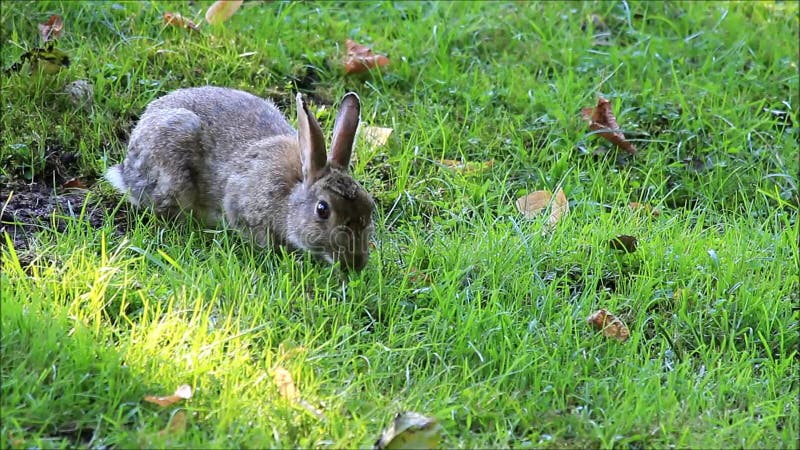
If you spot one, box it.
[205,0,243,25]
[609,235,638,253]
[344,38,389,74]
[516,190,552,218]
[38,15,64,43]
[374,412,442,450]
[4,41,70,74]
[587,309,630,342]
[516,187,569,227]
[361,126,393,148]
[163,12,201,32]
[62,178,87,190]
[144,384,193,407]
[272,367,299,402]
[438,159,495,176]
[270,366,326,420]
[581,97,636,154]
[158,410,188,437]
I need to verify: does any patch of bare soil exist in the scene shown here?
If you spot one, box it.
[0,180,126,264]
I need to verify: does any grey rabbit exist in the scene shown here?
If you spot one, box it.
[105,86,375,271]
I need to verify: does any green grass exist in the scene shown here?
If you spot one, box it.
[1,1,798,448]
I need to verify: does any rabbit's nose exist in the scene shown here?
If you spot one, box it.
[343,252,368,272]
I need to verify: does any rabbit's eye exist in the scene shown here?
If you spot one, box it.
[316,201,330,219]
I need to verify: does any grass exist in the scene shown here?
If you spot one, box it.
[1,0,798,448]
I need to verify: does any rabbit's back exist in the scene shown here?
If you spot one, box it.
[109,86,299,221]
[146,86,297,147]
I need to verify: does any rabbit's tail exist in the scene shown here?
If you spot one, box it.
[105,165,127,192]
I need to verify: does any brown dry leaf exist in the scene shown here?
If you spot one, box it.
[38,15,64,43]
[272,367,299,402]
[438,159,495,176]
[344,38,390,74]
[144,384,192,407]
[62,178,87,190]
[163,12,201,32]
[628,202,661,217]
[158,411,188,437]
[205,0,243,25]
[587,309,630,342]
[581,97,636,154]
[609,235,638,253]
[516,190,552,218]
[361,126,393,148]
[516,188,569,226]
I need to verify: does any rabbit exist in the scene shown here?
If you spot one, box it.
[105,86,375,271]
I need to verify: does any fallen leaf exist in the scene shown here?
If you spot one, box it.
[158,411,188,437]
[270,367,326,420]
[163,12,201,32]
[361,126,393,148]
[516,190,552,218]
[581,97,636,154]
[144,384,192,407]
[272,367,299,402]
[205,0,243,25]
[344,39,389,74]
[62,178,87,189]
[438,159,495,176]
[374,412,442,450]
[515,188,569,226]
[609,235,638,253]
[38,15,64,43]
[628,202,661,217]
[5,42,70,74]
[587,309,630,342]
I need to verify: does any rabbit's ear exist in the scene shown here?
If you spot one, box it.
[296,93,327,184]
[329,92,361,170]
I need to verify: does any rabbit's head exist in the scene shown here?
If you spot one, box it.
[287,92,375,271]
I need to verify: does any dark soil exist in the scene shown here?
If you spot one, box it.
[1,179,126,265]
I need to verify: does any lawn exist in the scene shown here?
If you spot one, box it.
[1,1,798,448]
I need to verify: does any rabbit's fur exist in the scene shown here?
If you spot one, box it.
[106,86,374,271]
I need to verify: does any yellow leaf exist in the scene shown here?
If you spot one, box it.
[361,126,393,148]
[205,0,244,25]
[375,412,442,450]
[272,367,299,402]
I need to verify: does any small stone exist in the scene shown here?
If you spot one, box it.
[64,79,93,107]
